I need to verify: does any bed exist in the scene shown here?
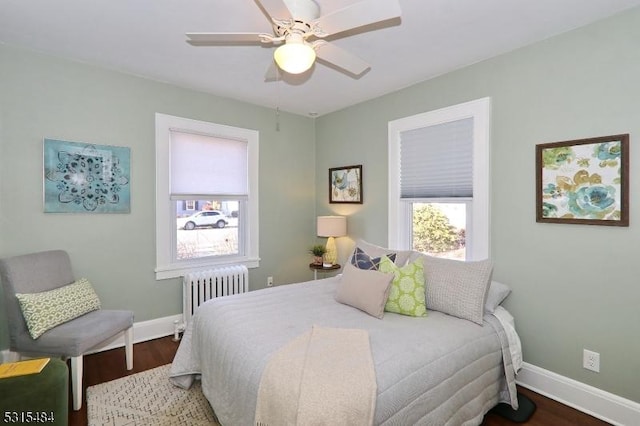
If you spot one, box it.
[170,246,521,426]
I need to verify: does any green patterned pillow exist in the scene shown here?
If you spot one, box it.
[16,278,102,339]
[379,256,427,317]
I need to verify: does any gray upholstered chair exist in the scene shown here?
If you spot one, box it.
[0,250,134,410]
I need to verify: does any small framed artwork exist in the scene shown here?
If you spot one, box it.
[43,138,131,213]
[536,134,628,226]
[329,165,362,204]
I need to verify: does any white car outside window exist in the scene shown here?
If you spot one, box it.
[177,211,228,230]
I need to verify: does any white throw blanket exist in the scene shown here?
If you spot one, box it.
[254,325,376,426]
[493,306,523,374]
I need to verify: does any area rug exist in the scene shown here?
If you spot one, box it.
[87,364,219,425]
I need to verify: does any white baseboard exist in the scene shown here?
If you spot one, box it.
[517,362,640,426]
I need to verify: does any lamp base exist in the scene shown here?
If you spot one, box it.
[324,236,337,265]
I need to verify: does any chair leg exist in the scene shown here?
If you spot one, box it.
[70,355,83,411]
[124,326,133,370]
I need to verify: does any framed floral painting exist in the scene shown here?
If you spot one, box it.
[43,138,131,213]
[329,165,362,204]
[536,134,628,226]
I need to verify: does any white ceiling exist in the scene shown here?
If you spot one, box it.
[2,0,639,117]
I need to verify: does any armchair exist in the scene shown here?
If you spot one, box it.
[0,250,134,410]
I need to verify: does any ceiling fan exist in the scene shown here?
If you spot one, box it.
[186,0,401,80]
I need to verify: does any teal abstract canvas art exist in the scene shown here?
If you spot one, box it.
[44,138,131,213]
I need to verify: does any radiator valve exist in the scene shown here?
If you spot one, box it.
[172,319,182,342]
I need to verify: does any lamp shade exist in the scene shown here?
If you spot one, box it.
[274,35,316,74]
[317,216,347,237]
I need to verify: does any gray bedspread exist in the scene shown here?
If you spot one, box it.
[170,276,518,426]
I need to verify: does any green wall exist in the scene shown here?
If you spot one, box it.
[2,7,639,406]
[316,9,640,402]
[0,44,316,347]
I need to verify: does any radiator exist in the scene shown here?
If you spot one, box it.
[182,265,249,326]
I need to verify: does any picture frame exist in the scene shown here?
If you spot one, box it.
[43,138,131,213]
[536,134,628,226]
[329,165,362,204]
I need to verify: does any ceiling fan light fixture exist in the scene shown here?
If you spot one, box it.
[274,39,316,74]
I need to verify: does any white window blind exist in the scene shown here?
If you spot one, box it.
[400,117,473,198]
[170,130,248,196]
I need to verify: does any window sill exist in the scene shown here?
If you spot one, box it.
[155,257,260,280]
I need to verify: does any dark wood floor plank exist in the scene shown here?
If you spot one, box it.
[69,336,610,426]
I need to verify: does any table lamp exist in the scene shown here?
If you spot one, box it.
[317,216,347,267]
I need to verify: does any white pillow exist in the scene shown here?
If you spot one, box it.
[484,281,511,313]
[335,263,394,319]
[421,254,493,325]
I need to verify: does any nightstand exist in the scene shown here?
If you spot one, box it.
[309,263,341,280]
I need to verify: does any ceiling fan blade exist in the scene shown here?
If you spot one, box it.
[255,0,292,21]
[264,61,282,82]
[315,41,370,76]
[186,32,265,45]
[313,0,401,37]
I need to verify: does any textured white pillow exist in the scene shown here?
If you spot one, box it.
[335,263,394,319]
[484,281,511,313]
[422,255,493,325]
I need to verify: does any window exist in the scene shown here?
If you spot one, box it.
[155,113,259,279]
[175,200,239,259]
[388,98,490,260]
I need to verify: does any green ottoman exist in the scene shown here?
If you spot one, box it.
[0,358,68,426]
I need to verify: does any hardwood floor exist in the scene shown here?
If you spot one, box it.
[481,386,611,426]
[69,336,611,426]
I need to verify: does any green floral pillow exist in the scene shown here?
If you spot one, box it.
[16,278,102,339]
[379,256,427,317]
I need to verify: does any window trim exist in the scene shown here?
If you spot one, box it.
[155,113,259,280]
[388,97,490,260]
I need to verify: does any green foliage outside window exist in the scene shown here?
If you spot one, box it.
[412,204,464,254]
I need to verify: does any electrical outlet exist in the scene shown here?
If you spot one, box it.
[267,276,274,287]
[583,349,600,373]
